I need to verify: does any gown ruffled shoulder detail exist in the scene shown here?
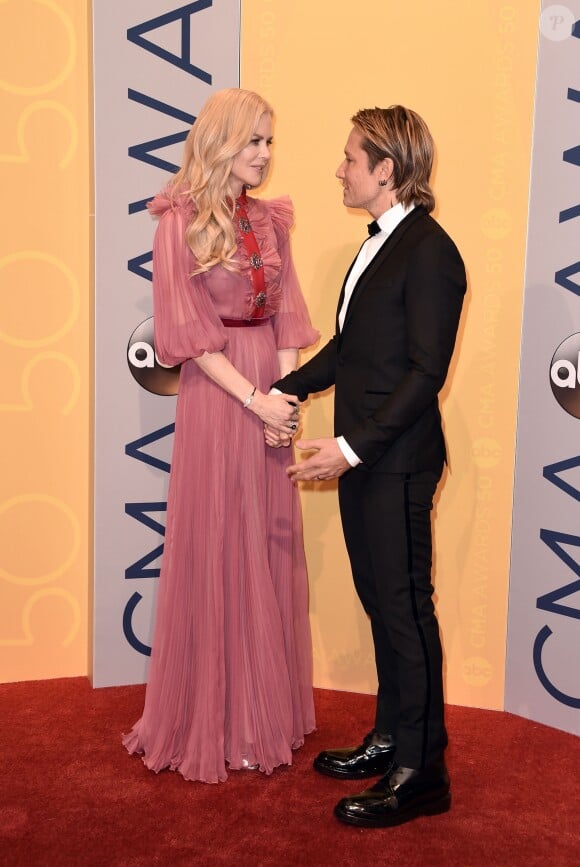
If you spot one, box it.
[147,185,196,218]
[264,195,295,235]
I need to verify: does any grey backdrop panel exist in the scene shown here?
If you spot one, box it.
[506,1,580,734]
[93,0,240,687]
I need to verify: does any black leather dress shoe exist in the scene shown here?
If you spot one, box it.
[334,758,451,827]
[313,731,396,779]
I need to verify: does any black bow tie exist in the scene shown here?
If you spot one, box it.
[367,220,381,236]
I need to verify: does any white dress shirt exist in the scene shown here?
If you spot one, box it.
[337,202,415,466]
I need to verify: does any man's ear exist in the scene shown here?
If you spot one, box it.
[377,157,394,186]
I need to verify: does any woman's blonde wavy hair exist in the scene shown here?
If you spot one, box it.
[170,88,272,273]
[352,106,435,212]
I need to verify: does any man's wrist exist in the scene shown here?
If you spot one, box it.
[337,436,362,467]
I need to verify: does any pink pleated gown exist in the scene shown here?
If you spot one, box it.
[123,189,318,783]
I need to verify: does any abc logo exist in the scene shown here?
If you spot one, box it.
[462,656,492,687]
[127,317,180,396]
[480,208,511,240]
[472,438,502,469]
[549,332,580,418]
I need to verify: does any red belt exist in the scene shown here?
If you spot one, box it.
[220,318,269,327]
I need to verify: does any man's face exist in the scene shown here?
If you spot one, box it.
[336,127,384,214]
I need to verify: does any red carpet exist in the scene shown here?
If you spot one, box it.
[0,678,578,866]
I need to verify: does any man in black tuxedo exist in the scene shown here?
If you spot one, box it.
[270,106,466,827]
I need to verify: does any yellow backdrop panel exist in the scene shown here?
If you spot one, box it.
[0,0,90,682]
[241,0,538,708]
[0,1,539,704]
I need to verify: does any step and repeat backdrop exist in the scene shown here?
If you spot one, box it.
[2,0,577,735]
[239,0,539,717]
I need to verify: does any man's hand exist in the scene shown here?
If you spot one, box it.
[287,438,350,482]
[250,392,299,434]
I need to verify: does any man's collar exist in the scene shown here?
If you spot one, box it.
[376,202,415,235]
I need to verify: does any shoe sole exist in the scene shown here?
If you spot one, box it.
[313,760,394,781]
[334,792,451,828]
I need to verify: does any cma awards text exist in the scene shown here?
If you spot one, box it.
[122,1,216,657]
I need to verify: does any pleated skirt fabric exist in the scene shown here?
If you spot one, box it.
[123,322,315,783]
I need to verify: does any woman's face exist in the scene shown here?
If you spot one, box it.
[229,112,273,196]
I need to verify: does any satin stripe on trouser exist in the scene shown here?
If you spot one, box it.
[338,467,447,769]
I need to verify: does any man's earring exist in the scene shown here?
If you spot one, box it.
[378,179,388,186]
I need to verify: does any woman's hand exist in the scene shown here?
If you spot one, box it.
[264,425,292,448]
[250,391,299,434]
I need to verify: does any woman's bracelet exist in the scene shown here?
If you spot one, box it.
[243,386,257,408]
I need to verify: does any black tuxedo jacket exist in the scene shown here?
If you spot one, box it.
[275,206,466,473]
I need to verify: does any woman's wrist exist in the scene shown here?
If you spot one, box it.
[249,389,265,415]
[242,385,257,408]
[244,388,265,417]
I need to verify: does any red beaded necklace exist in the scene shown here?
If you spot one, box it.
[235,189,267,318]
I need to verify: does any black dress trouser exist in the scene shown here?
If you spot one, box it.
[338,466,448,769]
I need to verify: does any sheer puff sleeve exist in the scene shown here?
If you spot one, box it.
[267,197,319,351]
[148,192,227,366]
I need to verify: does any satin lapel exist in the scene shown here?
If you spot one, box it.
[334,237,369,337]
[341,206,427,333]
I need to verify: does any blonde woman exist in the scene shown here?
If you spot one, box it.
[123,89,317,783]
